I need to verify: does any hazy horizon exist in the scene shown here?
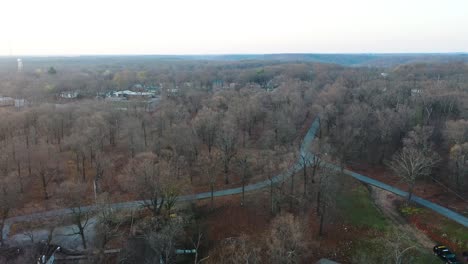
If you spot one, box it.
[1,0,467,56]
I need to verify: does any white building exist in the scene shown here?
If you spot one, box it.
[17,59,23,72]
[60,91,79,99]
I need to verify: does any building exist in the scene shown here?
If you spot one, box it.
[109,90,155,98]
[0,96,15,107]
[17,59,23,72]
[60,91,79,99]
[411,89,422,96]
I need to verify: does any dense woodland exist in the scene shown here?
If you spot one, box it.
[0,58,467,263]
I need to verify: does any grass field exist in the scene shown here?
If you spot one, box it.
[338,186,388,231]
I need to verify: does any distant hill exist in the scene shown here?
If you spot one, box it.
[1,53,467,69]
[189,53,468,67]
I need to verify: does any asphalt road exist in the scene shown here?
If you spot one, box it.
[3,116,467,242]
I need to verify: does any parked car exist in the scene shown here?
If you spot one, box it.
[433,245,460,264]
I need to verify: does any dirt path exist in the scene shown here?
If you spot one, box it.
[370,186,434,249]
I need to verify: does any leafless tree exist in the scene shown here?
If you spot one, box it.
[389,126,439,201]
[383,229,417,264]
[193,107,220,153]
[123,153,182,216]
[0,177,18,247]
[236,154,251,206]
[58,181,92,250]
[210,234,261,264]
[217,122,238,184]
[316,167,341,236]
[265,213,307,264]
[389,146,440,202]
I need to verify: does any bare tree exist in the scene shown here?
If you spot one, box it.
[389,146,439,202]
[31,144,62,200]
[383,229,417,264]
[58,181,92,250]
[194,107,220,153]
[217,122,238,184]
[94,194,123,261]
[236,154,251,206]
[0,177,18,247]
[266,213,307,264]
[191,232,203,264]
[145,218,184,264]
[210,234,261,264]
[123,153,182,216]
[299,152,311,197]
[448,142,468,190]
[92,151,110,200]
[201,153,219,210]
[316,167,340,236]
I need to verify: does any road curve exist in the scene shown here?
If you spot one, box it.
[3,116,467,241]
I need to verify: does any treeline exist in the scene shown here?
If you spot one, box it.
[0,62,325,246]
[318,61,468,193]
[0,59,467,262]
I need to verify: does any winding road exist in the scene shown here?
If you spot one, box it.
[2,117,467,242]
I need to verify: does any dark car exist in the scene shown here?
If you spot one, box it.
[433,245,461,264]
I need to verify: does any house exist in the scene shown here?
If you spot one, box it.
[109,90,155,98]
[15,99,26,108]
[60,91,79,99]
[411,89,422,96]
[0,96,15,107]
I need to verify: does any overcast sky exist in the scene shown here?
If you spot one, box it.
[0,0,467,56]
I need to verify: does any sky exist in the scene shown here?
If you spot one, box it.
[0,0,467,56]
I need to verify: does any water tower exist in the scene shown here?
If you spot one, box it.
[17,58,23,72]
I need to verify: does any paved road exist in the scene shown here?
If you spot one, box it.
[3,116,467,242]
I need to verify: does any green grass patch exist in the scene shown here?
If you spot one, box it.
[338,186,388,231]
[400,205,424,216]
[350,236,440,264]
[439,218,468,249]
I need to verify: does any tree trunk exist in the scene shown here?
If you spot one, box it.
[270,180,274,214]
[17,161,23,193]
[224,161,229,184]
[241,180,245,207]
[142,120,148,147]
[157,197,165,215]
[28,152,32,177]
[316,172,323,215]
[319,213,325,237]
[303,162,307,197]
[79,224,87,249]
[407,183,414,202]
[316,190,321,216]
[41,172,49,200]
[82,156,86,181]
[210,182,214,210]
[0,219,5,247]
[75,152,80,174]
[0,213,8,247]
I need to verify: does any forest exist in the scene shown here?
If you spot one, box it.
[0,57,467,263]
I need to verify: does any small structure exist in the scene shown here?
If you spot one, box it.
[60,91,79,99]
[0,96,15,107]
[411,89,422,96]
[15,98,26,108]
[109,90,155,98]
[164,88,179,97]
[17,58,23,72]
